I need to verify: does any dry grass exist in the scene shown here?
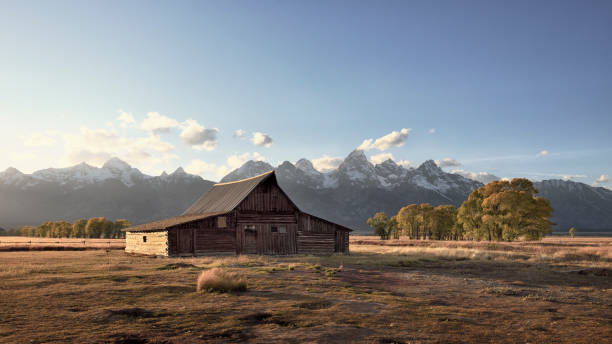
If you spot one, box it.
[0,236,125,250]
[0,238,610,343]
[196,268,247,293]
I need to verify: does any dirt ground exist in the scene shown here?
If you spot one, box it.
[0,238,610,343]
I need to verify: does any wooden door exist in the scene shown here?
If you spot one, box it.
[335,231,345,253]
[178,228,194,255]
[243,225,258,254]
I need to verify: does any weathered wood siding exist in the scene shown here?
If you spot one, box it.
[236,222,297,255]
[125,231,168,256]
[236,178,297,213]
[298,214,350,255]
[168,216,237,256]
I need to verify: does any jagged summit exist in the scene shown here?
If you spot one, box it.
[219,160,274,183]
[295,158,320,176]
[417,160,443,175]
[0,167,24,176]
[172,167,187,175]
[102,157,131,171]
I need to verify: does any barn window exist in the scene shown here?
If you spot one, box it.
[217,216,227,228]
[142,236,147,243]
[244,225,256,231]
[271,226,286,234]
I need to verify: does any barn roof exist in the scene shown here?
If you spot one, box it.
[124,170,353,232]
[123,212,226,232]
[182,170,277,215]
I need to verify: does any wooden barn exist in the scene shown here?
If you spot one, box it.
[123,171,351,256]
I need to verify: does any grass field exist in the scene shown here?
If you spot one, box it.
[0,237,125,251]
[0,237,610,343]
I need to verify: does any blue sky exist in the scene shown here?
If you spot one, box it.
[0,1,610,186]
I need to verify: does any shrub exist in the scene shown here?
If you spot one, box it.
[196,268,247,293]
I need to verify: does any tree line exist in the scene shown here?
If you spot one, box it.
[368,178,554,241]
[15,218,131,238]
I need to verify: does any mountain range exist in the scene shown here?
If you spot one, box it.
[1,152,611,234]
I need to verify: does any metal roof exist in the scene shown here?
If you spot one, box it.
[181,170,276,215]
[122,213,227,232]
[124,169,354,232]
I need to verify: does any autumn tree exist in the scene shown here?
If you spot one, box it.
[431,205,458,240]
[397,204,420,239]
[458,178,554,241]
[113,219,131,238]
[367,212,396,240]
[72,219,87,238]
[417,203,435,239]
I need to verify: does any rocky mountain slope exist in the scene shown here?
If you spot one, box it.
[0,159,214,228]
[1,153,611,234]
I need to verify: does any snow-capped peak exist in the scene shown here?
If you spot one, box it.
[171,167,187,175]
[102,157,132,171]
[337,149,378,182]
[295,158,321,176]
[0,167,27,185]
[220,160,274,183]
[417,160,443,176]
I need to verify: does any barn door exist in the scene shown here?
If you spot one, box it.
[335,231,345,253]
[178,228,194,255]
[243,225,258,254]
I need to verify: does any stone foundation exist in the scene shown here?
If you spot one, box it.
[125,231,168,256]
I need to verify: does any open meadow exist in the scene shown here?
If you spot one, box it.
[0,237,610,343]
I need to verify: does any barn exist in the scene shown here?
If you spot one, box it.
[123,171,351,256]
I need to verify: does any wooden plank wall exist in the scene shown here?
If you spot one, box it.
[236,216,298,255]
[236,179,297,213]
[297,214,337,255]
[170,215,237,256]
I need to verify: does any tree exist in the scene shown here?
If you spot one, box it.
[113,219,131,238]
[431,205,458,240]
[397,204,420,239]
[19,226,37,237]
[569,227,577,238]
[367,212,394,240]
[85,218,108,238]
[72,219,87,238]
[417,203,435,239]
[458,178,554,241]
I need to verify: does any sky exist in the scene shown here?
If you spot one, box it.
[0,1,611,187]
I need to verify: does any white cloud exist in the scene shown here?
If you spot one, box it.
[233,129,246,139]
[141,112,179,134]
[216,165,232,179]
[312,155,343,172]
[596,174,609,183]
[24,132,57,147]
[358,128,411,151]
[62,127,175,170]
[117,110,136,128]
[179,119,219,151]
[397,160,411,168]
[370,153,394,165]
[592,174,610,186]
[536,150,549,158]
[185,159,217,175]
[252,132,273,147]
[452,169,500,184]
[429,128,436,134]
[559,174,586,181]
[435,158,461,168]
